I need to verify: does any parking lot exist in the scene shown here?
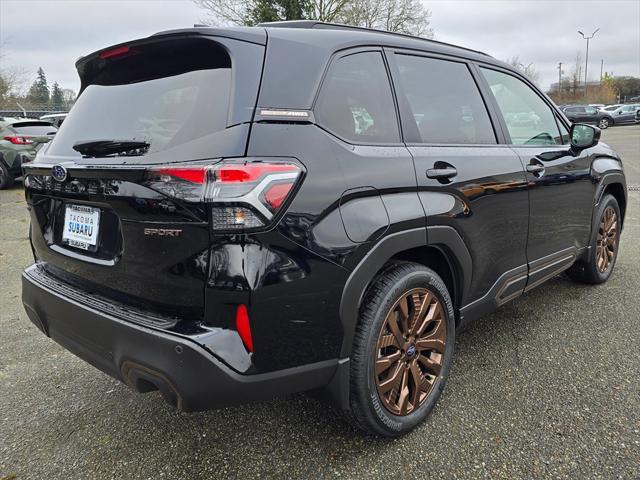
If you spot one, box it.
[1,126,638,479]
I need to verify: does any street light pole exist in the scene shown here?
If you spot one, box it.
[578,28,600,99]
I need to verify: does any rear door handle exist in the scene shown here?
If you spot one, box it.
[426,167,458,179]
[526,162,545,176]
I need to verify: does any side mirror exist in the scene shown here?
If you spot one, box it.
[570,123,600,149]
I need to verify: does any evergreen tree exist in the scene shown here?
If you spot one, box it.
[50,81,64,109]
[245,0,311,25]
[26,67,49,106]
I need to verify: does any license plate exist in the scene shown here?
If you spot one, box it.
[62,204,101,251]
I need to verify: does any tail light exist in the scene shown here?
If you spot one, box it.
[4,136,34,145]
[145,159,303,231]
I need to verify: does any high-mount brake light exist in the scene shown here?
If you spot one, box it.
[3,136,34,145]
[99,45,131,60]
[145,160,302,231]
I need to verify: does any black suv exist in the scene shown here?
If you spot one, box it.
[21,22,627,437]
[561,104,615,129]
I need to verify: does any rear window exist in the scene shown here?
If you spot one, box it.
[48,38,232,162]
[11,122,57,135]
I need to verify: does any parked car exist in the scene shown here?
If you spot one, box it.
[601,104,622,112]
[21,21,627,437]
[561,104,615,129]
[0,118,56,189]
[40,113,68,128]
[610,104,640,125]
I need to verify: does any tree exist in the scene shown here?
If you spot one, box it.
[611,76,640,100]
[340,0,433,37]
[194,0,433,36]
[50,82,64,109]
[26,67,49,106]
[506,56,540,85]
[62,88,77,107]
[570,51,583,95]
[246,0,313,25]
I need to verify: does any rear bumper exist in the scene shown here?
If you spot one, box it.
[22,264,338,411]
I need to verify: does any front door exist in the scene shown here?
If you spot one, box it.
[478,66,596,285]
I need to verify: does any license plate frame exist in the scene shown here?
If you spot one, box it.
[62,204,101,252]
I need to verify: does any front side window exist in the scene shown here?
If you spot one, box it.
[394,54,496,144]
[315,51,399,144]
[481,68,563,145]
[585,106,598,115]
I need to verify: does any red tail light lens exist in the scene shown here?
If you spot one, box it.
[4,136,34,145]
[145,159,303,231]
[235,304,253,352]
[99,45,131,59]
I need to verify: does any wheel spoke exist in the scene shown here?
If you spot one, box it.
[415,335,445,354]
[378,361,403,394]
[378,333,399,349]
[387,312,405,345]
[411,296,436,336]
[376,350,401,375]
[418,353,442,376]
[409,361,423,407]
[397,369,410,415]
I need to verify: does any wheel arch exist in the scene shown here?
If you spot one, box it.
[338,226,471,358]
[591,158,627,229]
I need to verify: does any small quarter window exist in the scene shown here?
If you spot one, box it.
[315,51,400,144]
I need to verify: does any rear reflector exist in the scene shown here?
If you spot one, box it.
[235,305,253,352]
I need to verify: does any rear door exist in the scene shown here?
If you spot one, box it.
[24,34,265,318]
[564,106,585,123]
[387,51,529,307]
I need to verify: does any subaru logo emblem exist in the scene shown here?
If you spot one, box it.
[51,164,67,182]
[406,345,416,358]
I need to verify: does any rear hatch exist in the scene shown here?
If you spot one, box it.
[24,32,265,320]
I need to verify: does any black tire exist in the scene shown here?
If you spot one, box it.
[0,161,14,190]
[567,194,621,284]
[347,262,455,437]
[598,117,611,129]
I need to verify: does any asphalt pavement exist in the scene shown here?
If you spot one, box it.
[1,125,639,479]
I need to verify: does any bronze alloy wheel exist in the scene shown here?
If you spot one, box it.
[596,206,617,273]
[374,288,446,416]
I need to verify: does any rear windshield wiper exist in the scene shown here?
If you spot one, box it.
[72,139,150,158]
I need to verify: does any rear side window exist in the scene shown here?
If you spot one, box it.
[315,51,400,144]
[48,38,232,162]
[393,54,496,144]
[481,68,563,145]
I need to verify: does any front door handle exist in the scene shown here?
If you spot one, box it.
[526,163,545,176]
[426,166,458,180]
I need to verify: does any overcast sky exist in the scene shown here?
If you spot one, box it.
[1,0,639,94]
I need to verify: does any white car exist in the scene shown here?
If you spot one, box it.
[39,113,68,128]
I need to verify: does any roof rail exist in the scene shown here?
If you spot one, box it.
[258,20,491,57]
